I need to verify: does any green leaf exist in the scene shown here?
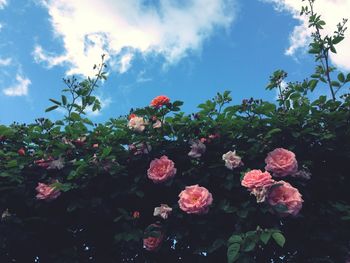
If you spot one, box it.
[102,146,112,158]
[62,95,67,105]
[70,112,81,121]
[227,243,240,263]
[265,128,282,138]
[330,45,337,54]
[228,235,242,244]
[309,48,320,54]
[45,105,59,112]
[49,98,62,105]
[308,79,318,91]
[5,160,18,168]
[242,240,256,252]
[331,81,340,87]
[332,36,344,45]
[272,232,285,247]
[82,118,94,126]
[260,231,272,245]
[337,73,345,83]
[172,100,184,107]
[135,190,144,198]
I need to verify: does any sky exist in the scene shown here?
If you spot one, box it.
[0,0,349,125]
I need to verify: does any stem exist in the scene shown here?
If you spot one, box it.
[308,0,336,101]
[323,50,336,100]
[278,84,286,109]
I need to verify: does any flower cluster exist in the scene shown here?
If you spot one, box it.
[241,148,304,216]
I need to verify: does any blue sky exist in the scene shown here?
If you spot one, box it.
[0,0,349,125]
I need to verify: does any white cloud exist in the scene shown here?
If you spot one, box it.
[263,0,350,71]
[118,53,133,74]
[3,74,31,96]
[0,57,11,66]
[136,70,152,83]
[34,0,235,76]
[0,0,7,9]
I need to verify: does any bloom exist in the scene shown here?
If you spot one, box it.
[153,119,162,129]
[129,142,152,155]
[178,185,213,214]
[47,157,65,170]
[150,95,170,108]
[147,156,177,183]
[127,115,147,132]
[222,151,243,169]
[132,211,140,219]
[18,148,25,156]
[153,204,172,219]
[265,148,298,177]
[241,170,274,190]
[267,180,303,216]
[188,140,206,158]
[35,182,61,201]
[143,224,164,251]
[34,157,54,169]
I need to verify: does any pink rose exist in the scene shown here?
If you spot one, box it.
[222,151,243,170]
[147,155,177,183]
[153,120,162,129]
[188,140,206,158]
[127,115,147,132]
[178,184,213,214]
[265,148,298,177]
[267,180,303,216]
[143,224,164,251]
[153,204,172,219]
[35,182,61,201]
[241,170,274,190]
[34,157,54,169]
[129,142,152,155]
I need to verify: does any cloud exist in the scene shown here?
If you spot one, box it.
[0,57,11,66]
[34,0,235,76]
[0,0,7,9]
[263,0,350,71]
[118,53,134,74]
[3,74,31,96]
[136,70,152,83]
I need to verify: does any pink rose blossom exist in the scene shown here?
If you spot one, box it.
[129,142,152,155]
[188,140,206,158]
[35,182,61,201]
[127,115,147,132]
[147,156,177,183]
[143,224,164,251]
[34,157,54,169]
[178,184,213,214]
[222,151,243,170]
[267,180,303,216]
[265,148,298,177]
[153,204,172,219]
[153,120,162,129]
[241,170,275,190]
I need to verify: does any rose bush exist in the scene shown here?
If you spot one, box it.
[1,2,350,262]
